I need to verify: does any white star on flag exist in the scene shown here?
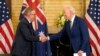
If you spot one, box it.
[39,31,44,36]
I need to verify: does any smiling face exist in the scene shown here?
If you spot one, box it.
[63,6,75,21]
[24,7,36,22]
[28,10,36,22]
[64,8,71,20]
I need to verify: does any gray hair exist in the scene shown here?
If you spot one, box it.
[64,6,76,14]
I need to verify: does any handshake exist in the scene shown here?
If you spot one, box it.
[39,33,49,42]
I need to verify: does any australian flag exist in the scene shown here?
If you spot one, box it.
[19,0,52,56]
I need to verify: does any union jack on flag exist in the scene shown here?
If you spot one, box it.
[19,0,52,56]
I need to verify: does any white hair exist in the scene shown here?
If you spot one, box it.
[64,6,76,14]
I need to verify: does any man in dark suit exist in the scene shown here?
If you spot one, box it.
[11,7,44,56]
[41,6,91,56]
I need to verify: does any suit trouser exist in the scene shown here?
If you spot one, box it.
[69,46,74,56]
[11,55,16,56]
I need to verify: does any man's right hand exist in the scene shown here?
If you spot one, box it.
[39,33,48,42]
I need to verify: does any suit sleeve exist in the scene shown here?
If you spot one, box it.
[79,19,89,51]
[19,22,39,42]
[50,22,67,40]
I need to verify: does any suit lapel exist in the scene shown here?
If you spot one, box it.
[66,21,71,35]
[23,18,35,35]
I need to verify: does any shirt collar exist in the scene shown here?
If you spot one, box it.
[71,15,75,22]
[24,16,31,23]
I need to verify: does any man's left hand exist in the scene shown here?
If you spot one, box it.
[78,50,84,56]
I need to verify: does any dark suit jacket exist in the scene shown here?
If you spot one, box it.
[50,16,91,56]
[11,18,39,56]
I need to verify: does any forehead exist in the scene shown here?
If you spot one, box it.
[30,10,35,14]
[64,8,70,13]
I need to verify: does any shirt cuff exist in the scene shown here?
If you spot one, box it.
[47,36,50,40]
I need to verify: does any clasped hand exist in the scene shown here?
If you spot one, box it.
[39,33,48,42]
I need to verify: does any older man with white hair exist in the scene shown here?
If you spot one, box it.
[63,6,92,56]
[41,6,92,56]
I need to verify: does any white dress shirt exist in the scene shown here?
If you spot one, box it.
[70,15,75,29]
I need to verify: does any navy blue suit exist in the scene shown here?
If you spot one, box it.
[50,16,91,56]
[11,18,39,56]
